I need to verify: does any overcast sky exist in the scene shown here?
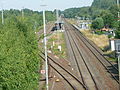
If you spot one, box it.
[0,0,93,11]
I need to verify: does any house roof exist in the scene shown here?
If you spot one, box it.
[101,28,110,31]
[101,27,113,31]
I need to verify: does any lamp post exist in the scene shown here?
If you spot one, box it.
[40,4,49,90]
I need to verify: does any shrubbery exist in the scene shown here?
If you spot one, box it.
[0,9,55,90]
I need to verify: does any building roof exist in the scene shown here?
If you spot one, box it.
[101,28,110,31]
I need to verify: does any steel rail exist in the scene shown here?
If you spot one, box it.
[40,53,88,90]
[65,23,99,90]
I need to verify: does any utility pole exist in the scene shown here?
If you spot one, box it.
[56,9,59,21]
[22,7,24,18]
[2,8,4,25]
[117,0,120,21]
[41,4,48,90]
[1,3,4,25]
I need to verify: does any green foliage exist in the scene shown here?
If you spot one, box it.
[115,22,120,39]
[63,7,90,18]
[109,5,120,18]
[0,9,55,31]
[95,30,105,35]
[91,0,116,9]
[102,13,114,28]
[115,30,120,39]
[63,0,118,19]
[0,17,39,90]
[46,11,56,22]
[0,9,55,90]
[91,17,104,29]
[89,7,103,19]
[108,34,113,38]
[90,0,119,36]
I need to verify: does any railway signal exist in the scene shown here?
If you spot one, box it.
[41,70,46,74]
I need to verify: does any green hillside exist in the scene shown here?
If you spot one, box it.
[91,0,116,9]
[63,7,90,18]
[63,0,118,18]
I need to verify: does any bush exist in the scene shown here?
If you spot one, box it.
[0,16,39,90]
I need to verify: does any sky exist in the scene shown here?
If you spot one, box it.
[0,0,93,11]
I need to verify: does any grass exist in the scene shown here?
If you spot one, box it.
[107,57,117,62]
[103,51,117,62]
[80,30,118,62]
[95,30,105,35]
[81,30,109,50]
[47,31,67,59]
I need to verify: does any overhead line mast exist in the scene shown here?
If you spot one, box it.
[117,0,120,21]
[40,3,49,90]
[1,3,4,25]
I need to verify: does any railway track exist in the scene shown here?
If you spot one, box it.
[64,21,119,90]
[39,20,119,90]
[65,24,99,90]
[40,52,88,90]
[72,24,119,83]
[37,22,54,41]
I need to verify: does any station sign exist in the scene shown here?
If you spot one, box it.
[40,70,45,74]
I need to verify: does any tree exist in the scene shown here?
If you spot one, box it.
[63,7,90,18]
[109,5,120,18]
[102,13,119,28]
[91,17,104,29]
[91,0,116,9]
[0,17,40,90]
[115,22,120,39]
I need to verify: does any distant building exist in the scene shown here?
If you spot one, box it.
[77,20,92,29]
[100,27,116,36]
[101,27,114,32]
[101,27,110,32]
